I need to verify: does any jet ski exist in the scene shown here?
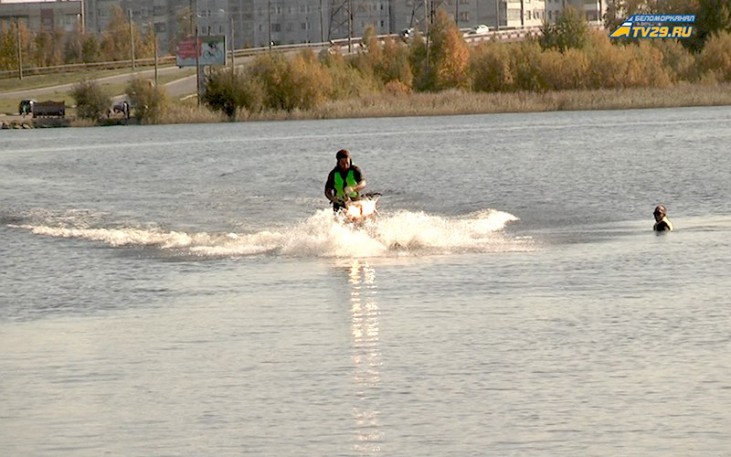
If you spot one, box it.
[340,192,382,224]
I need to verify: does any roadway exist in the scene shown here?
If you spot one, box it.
[0,65,194,102]
[0,29,542,104]
[0,44,328,104]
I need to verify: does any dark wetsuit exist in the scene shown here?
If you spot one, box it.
[653,219,672,232]
[325,165,363,212]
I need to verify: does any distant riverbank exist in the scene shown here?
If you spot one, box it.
[159,82,731,124]
[3,82,730,129]
[228,83,731,122]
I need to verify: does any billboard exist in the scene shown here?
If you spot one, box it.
[176,35,227,67]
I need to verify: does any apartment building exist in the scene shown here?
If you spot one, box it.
[546,0,605,24]
[0,0,82,34]
[1,0,604,57]
[78,0,392,52]
[393,0,547,33]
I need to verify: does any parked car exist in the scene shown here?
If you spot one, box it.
[18,99,35,116]
[31,100,65,118]
[467,24,490,35]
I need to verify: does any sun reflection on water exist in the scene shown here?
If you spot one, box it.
[348,260,383,454]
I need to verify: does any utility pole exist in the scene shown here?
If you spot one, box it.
[230,15,235,77]
[268,0,272,49]
[151,22,158,86]
[495,0,500,31]
[16,19,23,80]
[320,0,324,43]
[347,0,352,53]
[455,0,459,29]
[129,9,135,71]
[189,0,194,33]
[424,0,429,73]
[80,0,85,34]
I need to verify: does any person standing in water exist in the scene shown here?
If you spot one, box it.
[324,149,366,212]
[653,204,673,232]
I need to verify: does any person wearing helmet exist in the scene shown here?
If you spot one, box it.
[653,204,673,232]
[324,149,366,212]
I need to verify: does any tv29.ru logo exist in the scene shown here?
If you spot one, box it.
[631,25,693,38]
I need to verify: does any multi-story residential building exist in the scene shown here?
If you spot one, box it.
[0,0,82,34]
[503,0,547,28]
[1,0,602,58]
[546,0,605,24]
[394,0,546,33]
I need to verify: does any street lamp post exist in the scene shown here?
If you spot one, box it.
[195,0,201,106]
[213,8,235,76]
[230,15,235,77]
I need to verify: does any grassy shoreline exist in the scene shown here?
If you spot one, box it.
[227,83,731,122]
[2,82,730,129]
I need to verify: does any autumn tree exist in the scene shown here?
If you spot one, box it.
[319,50,379,100]
[414,9,470,91]
[72,80,111,120]
[540,6,589,52]
[379,36,414,89]
[285,50,333,110]
[99,6,154,62]
[697,30,731,81]
[0,22,17,71]
[81,34,102,63]
[353,25,413,89]
[603,0,654,31]
[0,20,35,71]
[509,41,545,91]
[692,0,731,50]
[407,30,429,90]
[248,51,334,111]
[350,25,379,83]
[64,30,83,63]
[470,43,514,92]
[126,77,170,123]
[204,68,266,119]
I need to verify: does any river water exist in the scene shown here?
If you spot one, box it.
[1,107,730,456]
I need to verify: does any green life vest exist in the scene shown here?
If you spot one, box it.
[334,169,358,200]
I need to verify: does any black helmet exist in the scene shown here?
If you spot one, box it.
[336,149,350,160]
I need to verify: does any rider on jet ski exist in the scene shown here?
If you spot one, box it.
[324,149,367,212]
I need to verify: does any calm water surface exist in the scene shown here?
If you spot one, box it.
[1,107,730,456]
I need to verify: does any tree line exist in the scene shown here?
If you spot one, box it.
[200,8,731,119]
[2,0,729,72]
[0,5,195,71]
[64,4,731,123]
